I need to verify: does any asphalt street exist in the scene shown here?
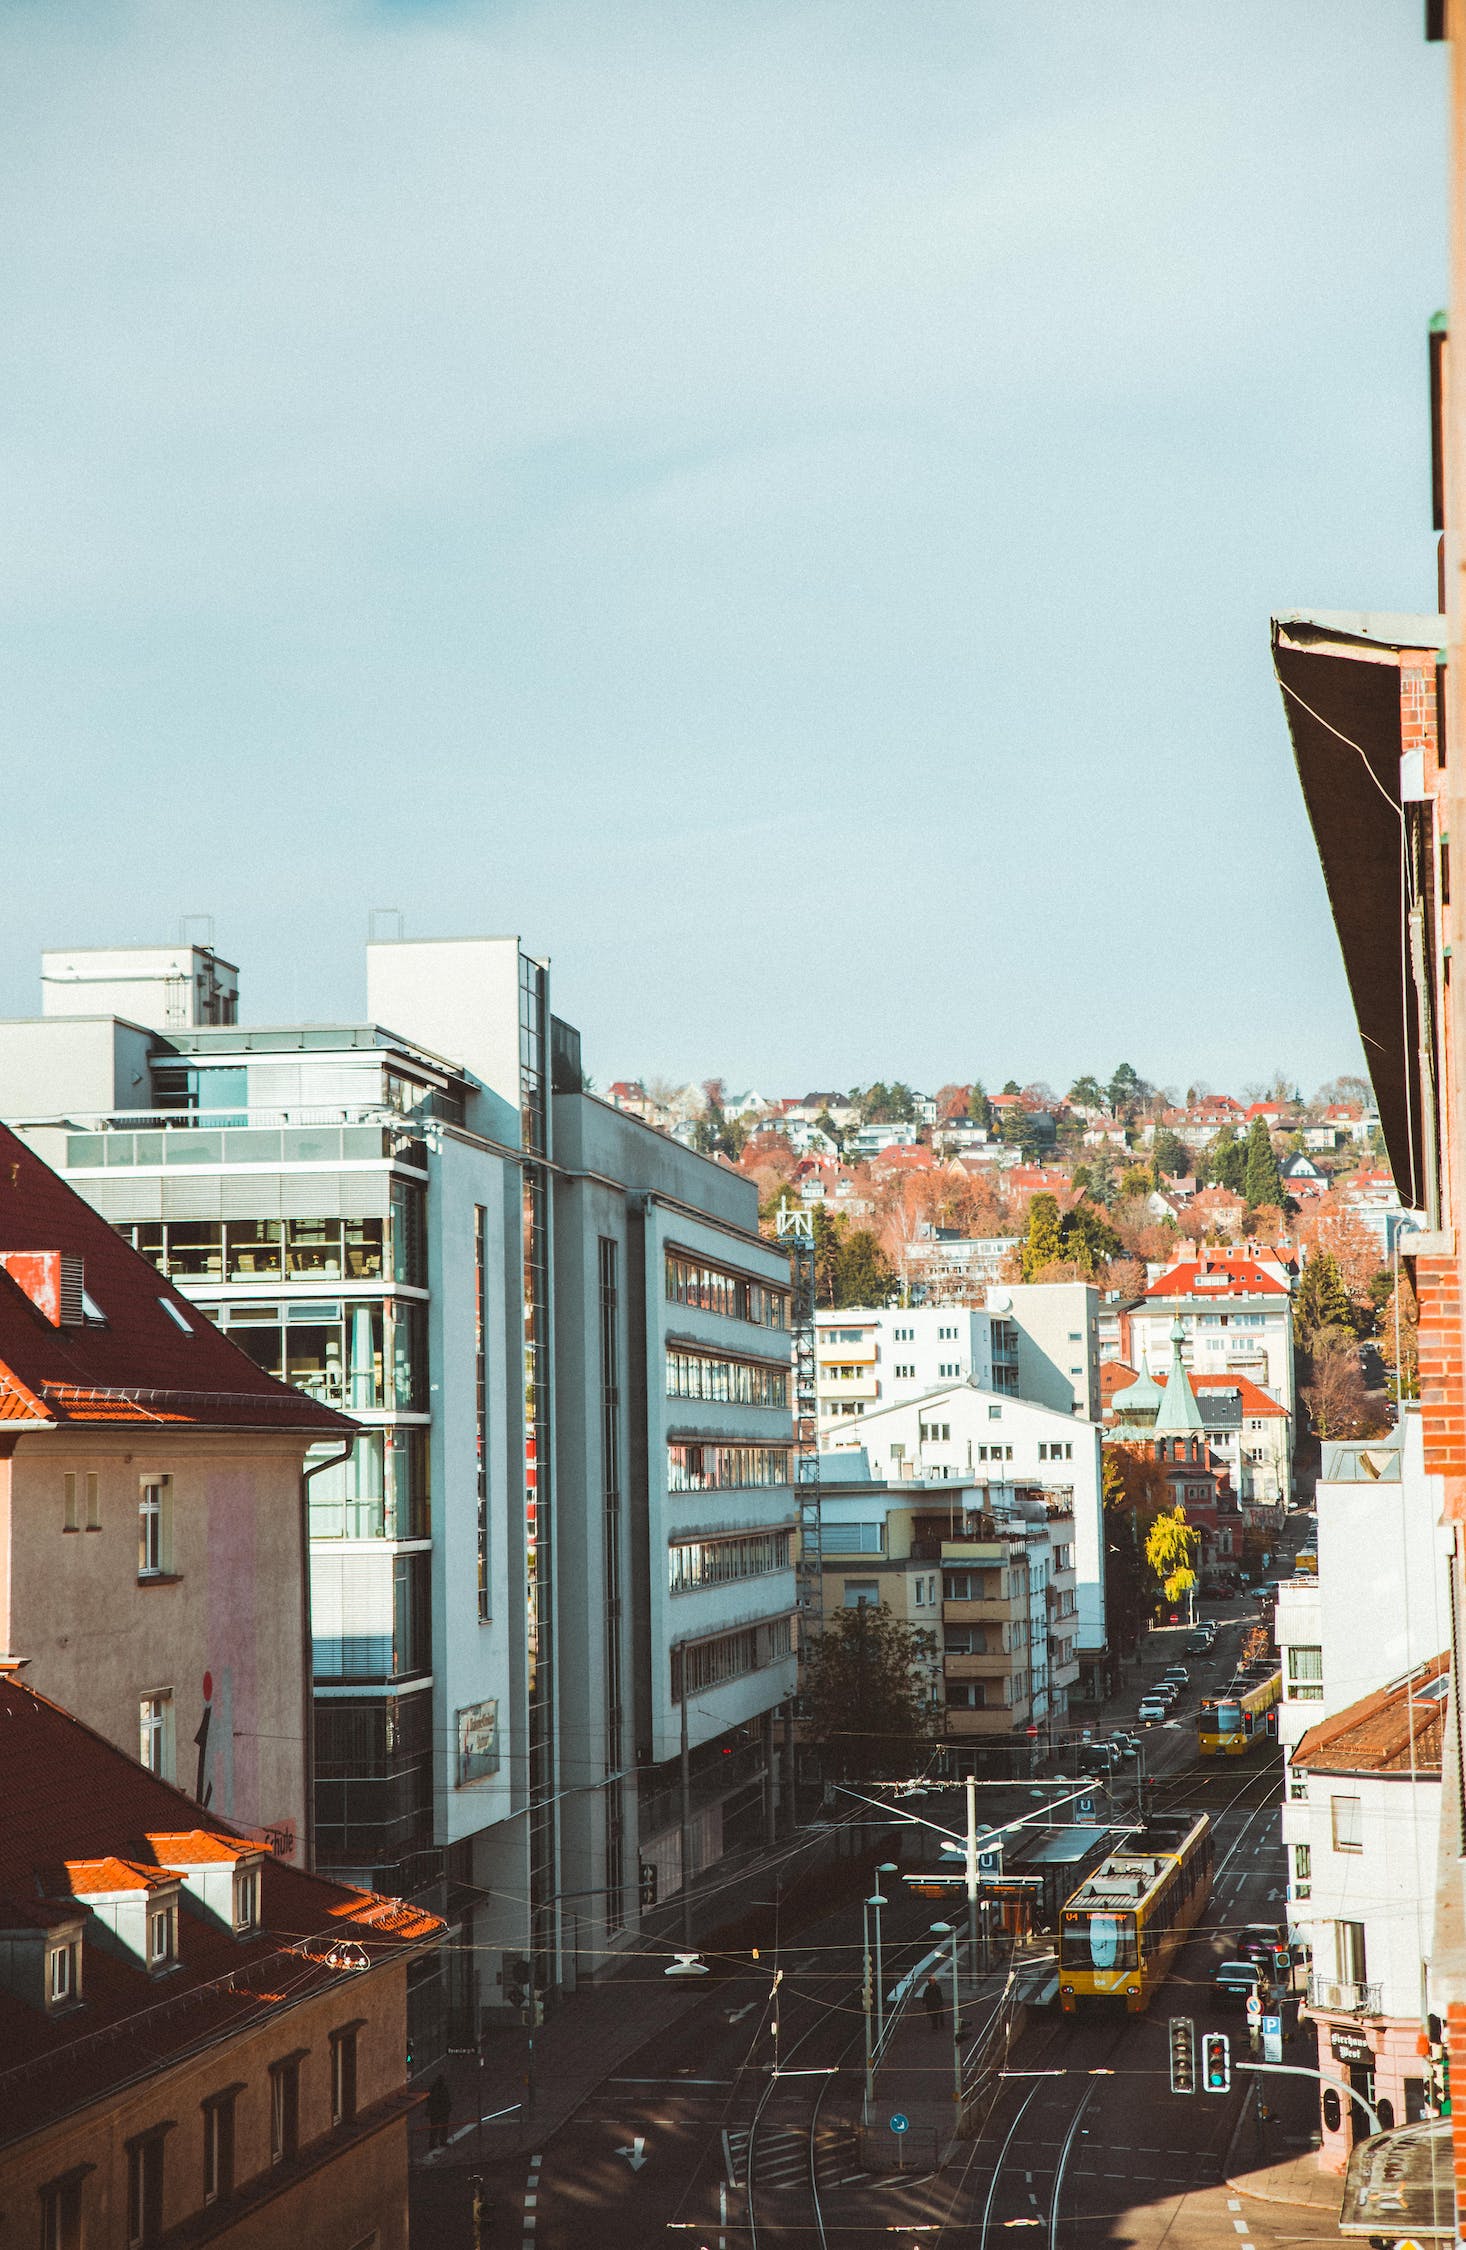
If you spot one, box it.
[416,1578,1338,2250]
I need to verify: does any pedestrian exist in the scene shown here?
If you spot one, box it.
[923,1972,946,2035]
[427,2071,453,2150]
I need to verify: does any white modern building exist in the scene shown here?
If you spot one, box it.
[821,1383,1105,1661]
[815,1284,1100,1438]
[0,938,796,2059]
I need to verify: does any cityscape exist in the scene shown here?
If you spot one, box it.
[2,10,1464,2250]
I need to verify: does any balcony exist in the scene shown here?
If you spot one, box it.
[942,1597,1012,1626]
[1307,1975,1381,2017]
[944,1651,1012,1678]
[60,1111,424,1172]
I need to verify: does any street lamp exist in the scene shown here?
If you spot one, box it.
[873,1863,897,2051]
[930,1922,963,2114]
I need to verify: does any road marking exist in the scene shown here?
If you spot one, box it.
[524,2195,537,2209]
[1233,2221,1249,2233]
[1226,2197,1241,2211]
[617,2135,649,2172]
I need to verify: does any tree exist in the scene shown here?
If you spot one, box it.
[1068,1074,1106,1110]
[801,1602,937,1779]
[1153,1128,1188,1179]
[815,1107,844,1152]
[1062,1200,1123,1276]
[1203,1127,1246,1195]
[1294,1250,1355,1345]
[1243,1118,1282,1211]
[1145,1504,1200,1606]
[1313,1074,1373,1108]
[1020,1194,1065,1280]
[1001,1079,1022,1097]
[1107,1062,1151,1116]
[1103,1444,1175,1654]
[832,1225,898,1309]
[1301,1330,1375,1440]
[967,1081,993,1129]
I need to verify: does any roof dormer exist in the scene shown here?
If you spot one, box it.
[146,1830,266,1937]
[58,1858,182,1975]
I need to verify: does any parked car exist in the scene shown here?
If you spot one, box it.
[1236,1923,1291,1976]
[1162,1665,1190,1685]
[1214,1959,1264,2008]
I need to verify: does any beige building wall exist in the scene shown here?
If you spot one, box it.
[0,1429,313,1858]
[1,1957,412,2250]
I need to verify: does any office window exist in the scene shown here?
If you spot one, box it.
[668,1530,792,1593]
[330,2025,359,2125]
[127,2132,166,2247]
[474,1205,490,1620]
[1288,1646,1324,1701]
[202,2090,236,2204]
[667,1349,789,1408]
[138,1478,169,1578]
[667,1441,791,1492]
[39,2170,85,2250]
[1331,1795,1363,1852]
[270,2055,302,2163]
[139,1693,173,1780]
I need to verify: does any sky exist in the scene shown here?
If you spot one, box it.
[0,1,1446,1100]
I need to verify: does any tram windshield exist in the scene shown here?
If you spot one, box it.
[1062,1910,1137,1970]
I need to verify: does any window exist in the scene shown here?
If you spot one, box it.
[139,1693,172,1779]
[85,1472,100,1530]
[670,1616,793,1699]
[1331,1794,1364,1852]
[919,1421,950,1443]
[667,1441,791,1492]
[233,1866,259,1933]
[843,1581,880,1608]
[127,2131,166,2247]
[159,1297,193,1334]
[947,1681,987,1709]
[270,2055,303,2163]
[988,1405,1002,1421]
[138,1479,168,1578]
[1287,1646,1324,1701]
[668,1530,792,1593]
[667,1349,789,1407]
[39,2170,85,2250]
[821,1522,883,1553]
[202,2090,237,2204]
[307,1430,430,1542]
[47,1938,80,2007]
[893,1364,916,1379]
[945,1626,986,1654]
[63,1472,79,1532]
[474,1205,490,1621]
[330,2025,359,2125]
[1288,1771,1307,1801]
[148,1901,177,1970]
[1292,1843,1311,1899]
[664,1251,788,1329]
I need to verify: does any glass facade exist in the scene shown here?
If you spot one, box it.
[308,1430,431,1541]
[666,1348,788,1407]
[520,955,556,1981]
[665,1251,788,1329]
[600,1236,625,1935]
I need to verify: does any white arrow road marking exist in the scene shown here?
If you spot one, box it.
[617,2135,649,2171]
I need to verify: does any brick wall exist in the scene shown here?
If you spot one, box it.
[1416,1254,1466,1489]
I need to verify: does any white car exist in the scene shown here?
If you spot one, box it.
[1138,1697,1171,1724]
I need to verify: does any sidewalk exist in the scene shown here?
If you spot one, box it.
[861,1944,1045,2173]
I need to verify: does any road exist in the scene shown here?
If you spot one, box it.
[427,1592,1338,2250]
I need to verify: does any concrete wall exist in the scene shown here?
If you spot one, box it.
[1317,1410,1448,1716]
[0,1015,155,1119]
[4,1429,311,1857]
[988,1283,1101,1419]
[366,938,525,1146]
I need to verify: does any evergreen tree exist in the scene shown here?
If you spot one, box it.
[832,1225,898,1309]
[1294,1249,1355,1343]
[1067,1074,1106,1110]
[1243,1117,1282,1210]
[1204,1127,1246,1194]
[1153,1128,1188,1179]
[1062,1201,1123,1276]
[967,1081,993,1129]
[1020,1193,1065,1279]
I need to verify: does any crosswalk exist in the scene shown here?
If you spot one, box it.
[725,2124,865,2194]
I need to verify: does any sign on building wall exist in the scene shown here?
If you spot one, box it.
[456,1698,500,1784]
[1331,2026,1373,2068]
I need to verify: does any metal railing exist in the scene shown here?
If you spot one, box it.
[1306,1974,1381,2016]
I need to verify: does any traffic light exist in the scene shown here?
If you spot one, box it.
[639,1861,658,1907]
[1168,2015,1197,2095]
[1203,2033,1232,2093]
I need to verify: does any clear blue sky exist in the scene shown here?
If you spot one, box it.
[0,2,1444,1099]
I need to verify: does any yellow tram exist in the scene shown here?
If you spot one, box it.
[1197,1660,1282,1756]
[1058,1815,1213,2013]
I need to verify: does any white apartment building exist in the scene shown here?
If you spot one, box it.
[815,1284,1100,1437]
[1284,1659,1445,2170]
[822,1384,1105,1661]
[1126,1253,1295,1412]
[1274,1413,1448,1770]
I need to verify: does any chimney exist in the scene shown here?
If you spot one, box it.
[0,1252,85,1327]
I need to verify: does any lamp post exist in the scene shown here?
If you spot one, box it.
[862,1896,876,2121]
[873,1863,897,2052]
[931,1921,963,2115]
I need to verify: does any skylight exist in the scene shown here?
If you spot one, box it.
[159,1298,193,1335]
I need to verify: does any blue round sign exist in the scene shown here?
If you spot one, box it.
[889,2113,909,2134]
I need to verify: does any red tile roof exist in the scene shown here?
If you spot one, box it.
[1292,1653,1448,1777]
[0,1678,441,2146]
[0,1125,350,1432]
[1188,1372,1289,1417]
[1143,1256,1289,1300]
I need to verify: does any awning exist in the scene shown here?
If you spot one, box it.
[1339,2117,1453,2238]
[1272,610,1445,1211]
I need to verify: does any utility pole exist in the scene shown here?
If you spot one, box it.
[964,1773,979,1980]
